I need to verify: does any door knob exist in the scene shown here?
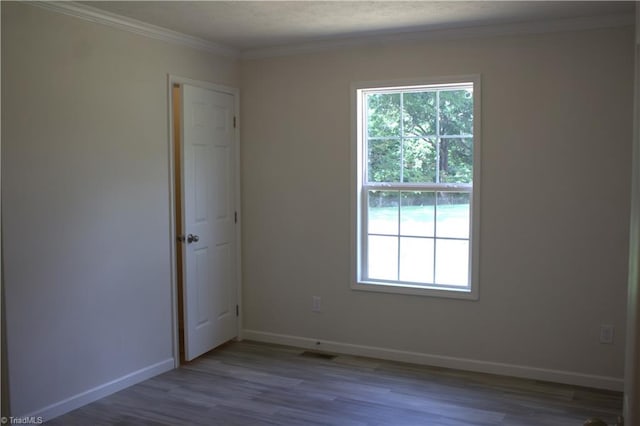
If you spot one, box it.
[187,234,199,243]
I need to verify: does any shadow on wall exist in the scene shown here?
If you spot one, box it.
[2,279,10,416]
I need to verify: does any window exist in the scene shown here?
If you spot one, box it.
[352,76,480,299]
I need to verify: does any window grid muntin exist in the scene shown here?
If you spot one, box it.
[435,90,440,184]
[365,84,473,186]
[364,188,471,286]
[399,95,405,183]
[361,82,474,289]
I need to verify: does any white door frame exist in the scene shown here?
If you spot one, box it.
[166,74,242,366]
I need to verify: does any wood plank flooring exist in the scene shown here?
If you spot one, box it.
[46,341,623,425]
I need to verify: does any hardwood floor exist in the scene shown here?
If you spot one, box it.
[46,341,622,425]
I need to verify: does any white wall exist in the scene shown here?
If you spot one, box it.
[240,26,635,388]
[1,2,237,417]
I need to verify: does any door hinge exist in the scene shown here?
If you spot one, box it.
[236,305,239,317]
[233,116,237,128]
[234,211,238,223]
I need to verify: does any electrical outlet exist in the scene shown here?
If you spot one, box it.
[599,324,614,344]
[312,296,321,312]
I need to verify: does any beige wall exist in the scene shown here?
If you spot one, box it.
[624,3,640,423]
[1,2,237,417]
[240,27,634,384]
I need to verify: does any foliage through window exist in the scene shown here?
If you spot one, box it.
[353,77,480,298]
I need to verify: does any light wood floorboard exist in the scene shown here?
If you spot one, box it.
[45,340,623,425]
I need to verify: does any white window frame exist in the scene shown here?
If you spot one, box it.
[350,75,481,300]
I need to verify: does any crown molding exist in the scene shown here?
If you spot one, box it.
[241,12,635,60]
[29,1,239,58]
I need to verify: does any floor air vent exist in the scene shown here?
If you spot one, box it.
[300,351,337,360]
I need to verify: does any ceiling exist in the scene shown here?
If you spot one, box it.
[80,1,635,53]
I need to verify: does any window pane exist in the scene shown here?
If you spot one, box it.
[439,89,473,136]
[368,139,400,182]
[368,235,398,281]
[436,192,470,239]
[439,138,473,184]
[403,91,437,137]
[400,237,434,283]
[435,239,469,286]
[367,93,401,138]
[403,137,436,183]
[368,191,399,235]
[400,192,435,237]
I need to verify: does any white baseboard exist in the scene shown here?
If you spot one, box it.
[26,358,175,421]
[243,329,624,392]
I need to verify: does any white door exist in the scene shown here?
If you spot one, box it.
[181,84,238,361]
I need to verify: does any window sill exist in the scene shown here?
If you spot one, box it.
[351,280,478,300]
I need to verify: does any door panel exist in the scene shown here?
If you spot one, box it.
[182,84,237,361]
[214,243,232,319]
